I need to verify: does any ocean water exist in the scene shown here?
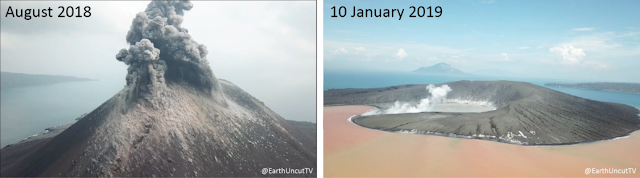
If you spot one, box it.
[0,79,124,147]
[324,70,640,109]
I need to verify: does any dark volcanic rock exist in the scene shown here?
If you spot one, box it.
[285,120,317,153]
[1,80,316,177]
[325,80,640,145]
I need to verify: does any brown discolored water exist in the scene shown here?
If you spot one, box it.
[324,105,640,177]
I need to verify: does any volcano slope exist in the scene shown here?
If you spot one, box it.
[325,80,640,145]
[1,1,315,177]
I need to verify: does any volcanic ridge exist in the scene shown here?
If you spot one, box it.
[325,80,640,145]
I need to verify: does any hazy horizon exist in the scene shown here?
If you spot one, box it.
[324,0,640,83]
[1,1,316,123]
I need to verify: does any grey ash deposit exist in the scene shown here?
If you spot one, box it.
[325,80,640,145]
[1,1,315,177]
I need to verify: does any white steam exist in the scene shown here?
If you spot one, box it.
[426,84,452,102]
[363,84,452,115]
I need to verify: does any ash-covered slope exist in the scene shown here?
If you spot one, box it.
[2,80,315,177]
[1,1,315,177]
[325,80,640,145]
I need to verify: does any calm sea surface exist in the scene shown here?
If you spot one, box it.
[324,70,640,108]
[1,79,124,147]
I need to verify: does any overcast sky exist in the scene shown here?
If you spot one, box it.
[1,1,316,122]
[324,0,640,83]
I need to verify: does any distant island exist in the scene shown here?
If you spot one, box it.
[0,72,96,88]
[412,62,470,75]
[545,82,640,94]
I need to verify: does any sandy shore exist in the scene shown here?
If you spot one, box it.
[324,105,640,177]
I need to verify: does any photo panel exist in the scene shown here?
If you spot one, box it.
[323,0,640,177]
[1,1,316,177]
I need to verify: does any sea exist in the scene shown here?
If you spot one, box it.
[1,71,639,148]
[0,78,124,147]
[324,70,640,109]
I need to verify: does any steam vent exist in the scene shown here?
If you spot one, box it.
[1,1,316,177]
[325,80,640,145]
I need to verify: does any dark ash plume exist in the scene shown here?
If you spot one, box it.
[116,0,219,99]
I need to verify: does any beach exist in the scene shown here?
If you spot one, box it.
[324,105,640,177]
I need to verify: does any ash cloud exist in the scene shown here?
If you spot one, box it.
[363,84,452,115]
[116,0,219,97]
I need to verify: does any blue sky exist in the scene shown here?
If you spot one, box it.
[324,0,640,82]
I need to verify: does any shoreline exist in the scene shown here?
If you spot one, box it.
[1,113,86,149]
[545,85,640,95]
[349,113,640,146]
[2,123,73,149]
[325,105,640,177]
[3,116,316,149]
[329,105,640,146]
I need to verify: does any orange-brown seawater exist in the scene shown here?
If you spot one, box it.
[324,105,640,177]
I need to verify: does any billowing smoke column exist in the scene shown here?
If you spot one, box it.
[116,0,219,99]
[362,84,452,115]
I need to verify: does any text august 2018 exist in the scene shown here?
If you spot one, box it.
[4,6,91,20]
[330,6,442,20]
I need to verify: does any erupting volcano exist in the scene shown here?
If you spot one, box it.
[1,1,316,177]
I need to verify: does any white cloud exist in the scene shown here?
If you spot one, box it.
[335,47,348,54]
[567,33,622,51]
[557,31,640,62]
[500,53,510,61]
[394,48,407,61]
[518,46,530,50]
[572,27,594,31]
[548,45,612,70]
[549,45,586,65]
[324,45,377,62]
[323,40,467,64]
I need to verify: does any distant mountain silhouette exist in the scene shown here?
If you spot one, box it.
[0,72,96,88]
[412,63,469,75]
